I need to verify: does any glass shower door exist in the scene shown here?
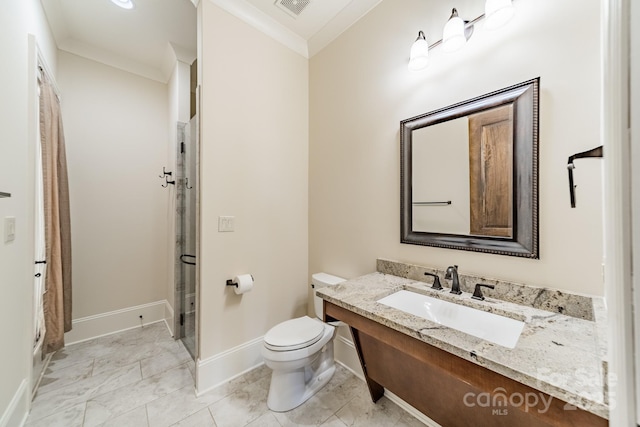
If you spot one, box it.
[176,115,198,359]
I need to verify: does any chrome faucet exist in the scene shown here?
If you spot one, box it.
[445,265,462,295]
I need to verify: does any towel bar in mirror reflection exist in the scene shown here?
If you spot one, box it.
[413,201,452,206]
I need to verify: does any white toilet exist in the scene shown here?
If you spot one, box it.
[262,272,345,412]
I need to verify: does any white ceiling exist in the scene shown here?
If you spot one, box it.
[41,0,198,82]
[40,0,381,83]
[216,0,382,57]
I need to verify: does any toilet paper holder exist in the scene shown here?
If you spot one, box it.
[226,275,254,287]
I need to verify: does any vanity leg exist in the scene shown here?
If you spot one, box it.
[349,327,384,402]
[324,301,384,402]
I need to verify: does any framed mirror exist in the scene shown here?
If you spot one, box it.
[400,78,539,258]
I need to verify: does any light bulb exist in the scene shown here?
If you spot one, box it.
[408,31,429,71]
[442,9,467,53]
[484,0,515,30]
[110,0,134,9]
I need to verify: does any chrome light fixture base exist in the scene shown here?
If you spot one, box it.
[407,0,515,70]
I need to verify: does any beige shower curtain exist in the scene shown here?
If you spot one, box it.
[39,71,72,355]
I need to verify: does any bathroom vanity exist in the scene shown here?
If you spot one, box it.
[317,260,608,427]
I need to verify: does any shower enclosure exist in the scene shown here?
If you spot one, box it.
[174,115,198,359]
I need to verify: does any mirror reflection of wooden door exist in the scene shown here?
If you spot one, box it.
[469,105,513,238]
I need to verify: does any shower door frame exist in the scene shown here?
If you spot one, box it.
[174,113,199,360]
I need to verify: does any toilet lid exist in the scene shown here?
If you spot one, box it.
[264,316,325,351]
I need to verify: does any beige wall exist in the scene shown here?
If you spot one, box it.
[309,0,603,296]
[0,0,57,421]
[58,51,170,318]
[198,1,309,359]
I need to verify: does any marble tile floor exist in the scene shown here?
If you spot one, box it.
[26,321,426,427]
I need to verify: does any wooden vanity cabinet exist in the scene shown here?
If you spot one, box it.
[324,301,607,427]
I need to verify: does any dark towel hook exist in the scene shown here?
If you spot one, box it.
[161,176,175,188]
[159,167,173,178]
[185,178,193,189]
[567,146,603,208]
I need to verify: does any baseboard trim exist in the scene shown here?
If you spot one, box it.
[385,390,442,427]
[0,379,29,427]
[64,300,170,345]
[334,335,440,427]
[195,336,265,396]
[334,333,364,378]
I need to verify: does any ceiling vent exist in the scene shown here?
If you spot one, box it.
[275,0,312,18]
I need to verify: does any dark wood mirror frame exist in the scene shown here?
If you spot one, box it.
[400,78,539,258]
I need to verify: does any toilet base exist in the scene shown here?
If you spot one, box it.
[266,342,336,412]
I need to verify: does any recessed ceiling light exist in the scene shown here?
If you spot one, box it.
[110,0,134,10]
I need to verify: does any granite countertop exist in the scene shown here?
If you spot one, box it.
[316,272,608,419]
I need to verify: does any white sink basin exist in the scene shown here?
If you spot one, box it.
[377,290,524,348]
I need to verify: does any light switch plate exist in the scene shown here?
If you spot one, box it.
[4,217,15,243]
[218,216,235,232]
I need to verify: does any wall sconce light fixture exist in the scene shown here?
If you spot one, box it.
[408,0,515,71]
[442,8,473,53]
[408,31,430,71]
[484,0,516,30]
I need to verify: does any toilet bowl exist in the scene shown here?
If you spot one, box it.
[262,272,345,412]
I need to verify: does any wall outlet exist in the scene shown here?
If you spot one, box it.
[4,217,15,243]
[218,216,235,232]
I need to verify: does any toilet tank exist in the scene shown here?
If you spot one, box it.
[312,273,346,319]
